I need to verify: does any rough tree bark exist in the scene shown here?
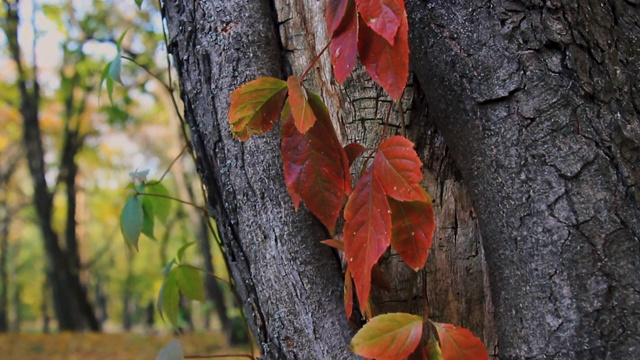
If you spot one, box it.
[164,0,639,358]
[407,0,640,358]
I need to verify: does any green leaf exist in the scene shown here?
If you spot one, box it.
[175,266,205,302]
[145,181,171,222]
[158,270,180,326]
[176,242,196,263]
[141,196,155,240]
[163,259,176,277]
[116,29,129,51]
[109,50,123,85]
[120,196,143,250]
[426,332,443,360]
[156,339,184,360]
[351,313,424,360]
[135,0,144,9]
[99,62,112,105]
[106,76,114,104]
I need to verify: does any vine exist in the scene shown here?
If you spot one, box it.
[228,0,489,359]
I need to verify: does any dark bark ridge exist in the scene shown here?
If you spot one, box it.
[163,1,356,359]
[407,0,639,358]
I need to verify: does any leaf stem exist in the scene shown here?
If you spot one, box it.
[135,191,203,210]
[157,143,188,183]
[179,264,232,287]
[300,41,331,82]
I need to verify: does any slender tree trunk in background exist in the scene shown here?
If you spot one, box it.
[41,281,50,333]
[1,1,99,332]
[11,282,21,332]
[164,0,639,358]
[0,150,20,333]
[197,215,232,336]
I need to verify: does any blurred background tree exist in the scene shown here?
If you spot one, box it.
[0,0,234,340]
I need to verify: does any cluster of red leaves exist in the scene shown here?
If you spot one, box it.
[227,0,489,358]
[327,0,409,99]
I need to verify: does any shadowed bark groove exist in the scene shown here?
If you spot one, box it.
[407,0,640,358]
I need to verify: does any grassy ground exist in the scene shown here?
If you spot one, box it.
[0,332,254,360]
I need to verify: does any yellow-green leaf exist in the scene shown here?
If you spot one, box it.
[158,270,180,326]
[228,77,287,141]
[175,266,205,302]
[351,313,423,360]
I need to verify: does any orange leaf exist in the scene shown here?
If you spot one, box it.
[344,167,391,311]
[321,239,345,251]
[282,93,349,233]
[330,0,358,83]
[345,267,354,319]
[355,0,404,45]
[351,313,423,360]
[287,75,316,133]
[358,12,409,100]
[374,136,426,202]
[228,77,287,141]
[433,322,489,360]
[389,195,435,270]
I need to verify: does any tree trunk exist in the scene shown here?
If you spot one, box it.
[2,1,99,332]
[406,0,640,358]
[0,150,20,333]
[164,0,639,358]
[164,1,354,358]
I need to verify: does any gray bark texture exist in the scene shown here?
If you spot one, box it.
[407,0,640,358]
[163,1,355,359]
[164,0,639,359]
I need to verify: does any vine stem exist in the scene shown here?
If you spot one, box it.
[300,41,331,82]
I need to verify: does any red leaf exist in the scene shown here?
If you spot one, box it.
[389,195,435,270]
[355,0,404,45]
[330,0,358,83]
[321,239,345,252]
[344,267,354,319]
[374,136,426,202]
[344,167,391,311]
[351,313,423,360]
[228,77,287,141]
[344,142,367,167]
[326,0,350,35]
[433,322,489,360]
[287,75,317,133]
[282,92,349,233]
[358,12,409,100]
